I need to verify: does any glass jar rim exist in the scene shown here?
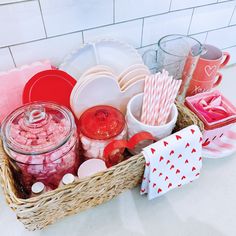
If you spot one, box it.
[1,101,75,155]
[158,34,203,58]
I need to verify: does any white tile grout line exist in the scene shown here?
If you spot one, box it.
[1,20,236,52]
[0,0,34,6]
[169,0,173,11]
[0,1,235,49]
[187,8,195,35]
[229,5,236,25]
[140,18,145,47]
[204,31,209,44]
[37,0,48,38]
[8,47,16,67]
[113,0,115,23]
[81,31,85,44]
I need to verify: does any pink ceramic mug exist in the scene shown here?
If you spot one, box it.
[183,44,230,97]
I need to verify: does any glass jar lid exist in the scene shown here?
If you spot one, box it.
[79,105,125,140]
[1,102,74,155]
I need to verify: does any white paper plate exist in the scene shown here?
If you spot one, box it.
[59,39,143,80]
[70,75,144,119]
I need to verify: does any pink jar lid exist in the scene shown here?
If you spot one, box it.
[1,102,75,155]
[79,105,125,140]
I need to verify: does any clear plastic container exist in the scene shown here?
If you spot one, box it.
[1,102,79,197]
[78,105,127,166]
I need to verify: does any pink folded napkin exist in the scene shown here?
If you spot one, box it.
[141,125,203,200]
[194,94,232,122]
[0,61,52,124]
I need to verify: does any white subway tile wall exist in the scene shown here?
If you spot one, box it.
[142,9,193,46]
[170,0,217,10]
[230,5,236,24]
[39,0,113,36]
[0,48,15,71]
[224,46,236,64]
[11,32,83,67]
[115,0,171,22]
[0,1,45,47]
[206,25,236,49]
[0,0,236,71]
[84,20,143,48]
[0,0,25,4]
[189,1,235,34]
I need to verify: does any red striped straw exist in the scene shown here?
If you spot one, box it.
[141,75,151,124]
[161,79,182,124]
[157,71,172,125]
[141,69,181,126]
[141,75,152,124]
[149,75,157,125]
[153,73,162,125]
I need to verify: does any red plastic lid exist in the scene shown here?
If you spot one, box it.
[23,70,76,109]
[79,105,125,140]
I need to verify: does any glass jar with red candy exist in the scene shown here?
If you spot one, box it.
[79,105,127,167]
[1,102,79,197]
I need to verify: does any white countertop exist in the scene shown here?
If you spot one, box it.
[0,66,235,236]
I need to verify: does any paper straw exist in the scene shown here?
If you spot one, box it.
[153,73,162,126]
[157,71,172,125]
[148,75,156,125]
[149,75,157,125]
[157,72,166,124]
[152,73,162,125]
[141,75,150,124]
[161,79,181,124]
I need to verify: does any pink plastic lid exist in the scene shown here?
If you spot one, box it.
[1,102,75,155]
[79,105,125,140]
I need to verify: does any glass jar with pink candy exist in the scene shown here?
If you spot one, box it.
[1,102,79,198]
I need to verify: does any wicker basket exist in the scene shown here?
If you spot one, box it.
[0,103,203,231]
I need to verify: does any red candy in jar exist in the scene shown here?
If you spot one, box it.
[1,102,79,197]
[79,105,127,167]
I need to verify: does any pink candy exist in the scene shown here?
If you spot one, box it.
[2,102,80,197]
[6,112,79,195]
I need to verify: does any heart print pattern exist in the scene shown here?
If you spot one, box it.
[141,125,203,200]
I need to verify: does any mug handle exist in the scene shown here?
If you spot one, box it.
[220,52,231,68]
[213,72,223,88]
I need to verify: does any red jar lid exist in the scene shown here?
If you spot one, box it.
[79,105,125,140]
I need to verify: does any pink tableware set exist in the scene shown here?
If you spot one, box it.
[0,37,236,200]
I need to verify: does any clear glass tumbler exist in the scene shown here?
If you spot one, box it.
[143,34,204,102]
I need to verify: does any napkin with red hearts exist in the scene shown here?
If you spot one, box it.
[141,125,203,200]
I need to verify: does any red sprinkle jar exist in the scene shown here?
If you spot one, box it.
[1,102,79,197]
[79,105,127,166]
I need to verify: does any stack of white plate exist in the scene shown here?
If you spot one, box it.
[60,39,150,119]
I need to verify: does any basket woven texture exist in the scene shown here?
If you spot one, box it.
[0,102,203,231]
